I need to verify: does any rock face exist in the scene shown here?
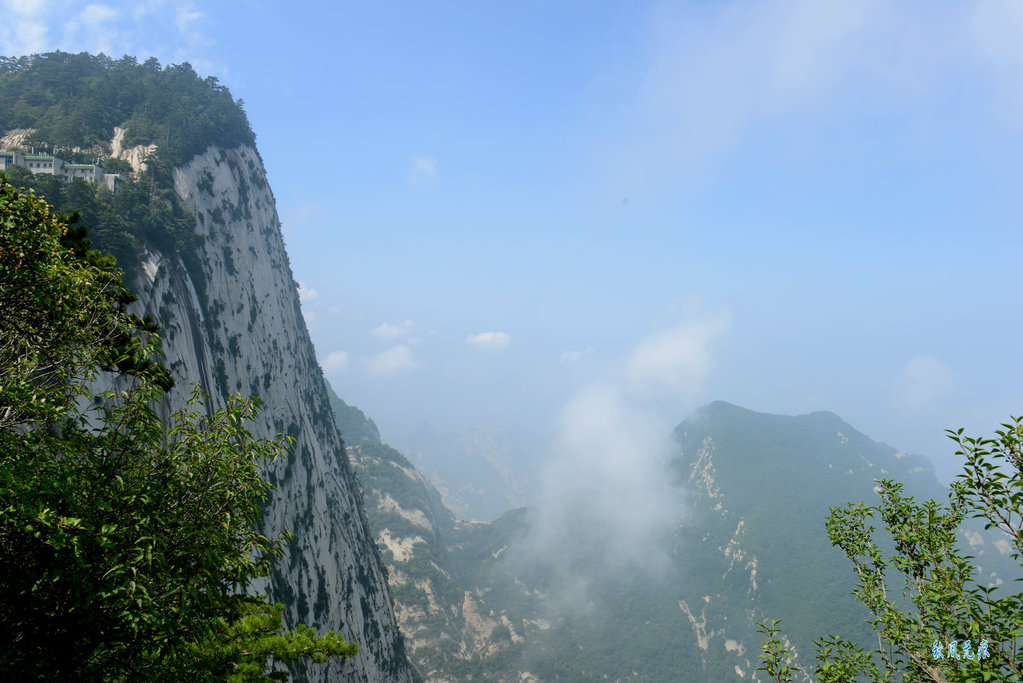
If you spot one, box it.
[0,128,33,149]
[348,437,546,682]
[124,144,416,681]
[109,126,156,172]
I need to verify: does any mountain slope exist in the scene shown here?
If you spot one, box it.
[345,399,997,681]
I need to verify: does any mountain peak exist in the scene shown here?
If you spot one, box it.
[677,400,938,493]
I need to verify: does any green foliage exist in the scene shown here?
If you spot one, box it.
[1,50,255,310]
[757,620,801,682]
[4,157,209,314]
[759,420,1023,682]
[102,157,132,174]
[0,51,255,166]
[184,600,358,682]
[0,173,169,428]
[0,178,356,679]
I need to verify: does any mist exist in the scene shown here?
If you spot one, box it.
[504,312,729,612]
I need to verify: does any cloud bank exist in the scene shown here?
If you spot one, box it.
[466,331,510,348]
[366,344,415,378]
[297,281,319,303]
[605,1,1023,198]
[1,1,216,72]
[322,350,349,374]
[625,313,731,405]
[510,309,728,612]
[373,320,415,339]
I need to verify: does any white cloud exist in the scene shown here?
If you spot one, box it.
[373,320,414,339]
[130,0,167,22]
[366,344,415,378]
[61,5,121,55]
[175,2,202,33]
[0,0,223,80]
[323,350,349,374]
[560,347,596,363]
[1,0,49,54]
[408,155,439,185]
[891,355,956,413]
[517,373,685,607]
[625,312,730,403]
[970,2,1023,115]
[1,19,46,54]
[466,331,511,349]
[507,310,730,613]
[6,0,45,16]
[614,1,880,184]
[82,4,119,24]
[297,281,319,303]
[604,1,1023,198]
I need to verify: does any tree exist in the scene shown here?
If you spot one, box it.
[0,174,358,679]
[758,420,1023,682]
[0,172,148,429]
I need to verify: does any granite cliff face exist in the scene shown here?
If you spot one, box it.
[118,143,416,681]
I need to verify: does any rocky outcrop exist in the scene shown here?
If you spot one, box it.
[109,126,155,172]
[123,143,416,681]
[0,128,33,149]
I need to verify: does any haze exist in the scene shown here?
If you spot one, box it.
[7,0,1023,490]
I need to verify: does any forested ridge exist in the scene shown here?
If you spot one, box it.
[0,51,262,312]
[0,51,254,165]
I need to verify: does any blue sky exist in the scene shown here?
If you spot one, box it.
[5,1,1023,483]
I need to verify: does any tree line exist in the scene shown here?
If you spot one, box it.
[0,51,255,167]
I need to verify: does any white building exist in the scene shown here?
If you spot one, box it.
[1,149,122,192]
[0,150,25,171]
[22,154,64,175]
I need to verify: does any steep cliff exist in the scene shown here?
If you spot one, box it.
[1,51,418,679]
[119,144,417,681]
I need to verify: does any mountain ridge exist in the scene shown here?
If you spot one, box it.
[341,394,996,681]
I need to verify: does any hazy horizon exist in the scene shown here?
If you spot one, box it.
[6,1,1023,487]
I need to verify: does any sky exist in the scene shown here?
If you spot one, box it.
[5,0,1023,486]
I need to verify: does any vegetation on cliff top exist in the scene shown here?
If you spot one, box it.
[0,51,260,327]
[0,51,255,165]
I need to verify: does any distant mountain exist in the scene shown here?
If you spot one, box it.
[327,381,381,446]
[402,418,541,521]
[341,399,1013,681]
